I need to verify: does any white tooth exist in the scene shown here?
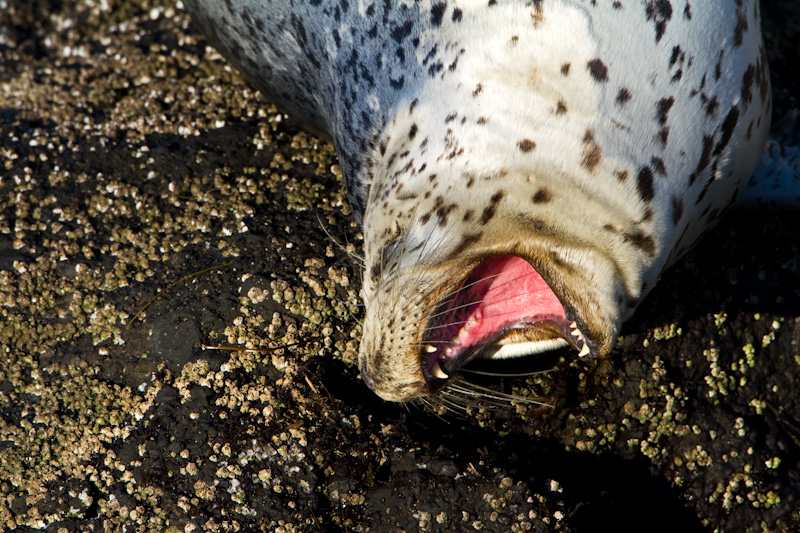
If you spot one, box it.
[449,336,461,346]
[466,316,478,328]
[458,326,468,338]
[426,345,438,353]
[431,361,449,379]
[570,329,582,337]
[578,343,590,357]
[570,321,577,329]
[445,347,453,355]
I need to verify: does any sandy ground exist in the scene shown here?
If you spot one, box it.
[1,1,800,531]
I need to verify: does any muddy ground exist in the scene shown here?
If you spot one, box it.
[1,1,800,531]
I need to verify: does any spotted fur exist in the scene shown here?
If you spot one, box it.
[186,0,771,402]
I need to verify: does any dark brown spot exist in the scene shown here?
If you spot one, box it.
[560,62,571,76]
[472,83,483,97]
[408,123,418,140]
[733,9,748,47]
[530,0,544,25]
[671,195,683,225]
[463,209,474,222]
[587,58,608,82]
[669,45,682,67]
[696,176,714,205]
[616,170,629,182]
[528,218,546,232]
[616,88,632,105]
[436,202,458,227]
[645,0,673,42]
[689,135,714,185]
[517,139,536,153]
[705,96,719,116]
[447,232,483,260]
[712,106,740,156]
[623,231,656,256]
[555,100,568,115]
[741,64,755,106]
[480,191,506,224]
[532,188,552,204]
[650,157,667,176]
[636,166,655,202]
[656,126,669,148]
[466,175,475,188]
[581,130,602,172]
[756,46,769,105]
[656,96,675,125]
[430,2,447,26]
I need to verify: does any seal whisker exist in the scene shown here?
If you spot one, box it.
[412,273,509,323]
[432,389,475,413]
[332,297,364,308]
[414,271,507,315]
[315,211,364,266]
[417,394,463,417]
[388,221,453,307]
[438,387,508,411]
[448,380,552,408]
[461,367,554,378]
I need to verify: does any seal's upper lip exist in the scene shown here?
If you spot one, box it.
[420,255,590,384]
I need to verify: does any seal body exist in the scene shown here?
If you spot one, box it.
[185,1,771,402]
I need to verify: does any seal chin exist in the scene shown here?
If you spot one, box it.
[418,255,591,389]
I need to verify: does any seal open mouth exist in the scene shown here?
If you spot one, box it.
[422,255,590,384]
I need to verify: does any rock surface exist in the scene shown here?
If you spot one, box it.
[1,1,799,531]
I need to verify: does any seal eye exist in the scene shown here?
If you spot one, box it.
[421,255,588,383]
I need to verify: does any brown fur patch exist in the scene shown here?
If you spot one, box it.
[581,130,602,172]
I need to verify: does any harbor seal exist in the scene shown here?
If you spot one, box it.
[184,1,771,402]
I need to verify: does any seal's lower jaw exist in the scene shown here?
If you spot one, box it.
[420,255,590,389]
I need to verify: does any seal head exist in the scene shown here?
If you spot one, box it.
[185,0,771,402]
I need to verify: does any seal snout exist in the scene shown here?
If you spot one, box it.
[359,253,597,403]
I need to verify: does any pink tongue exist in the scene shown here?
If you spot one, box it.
[427,255,567,370]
